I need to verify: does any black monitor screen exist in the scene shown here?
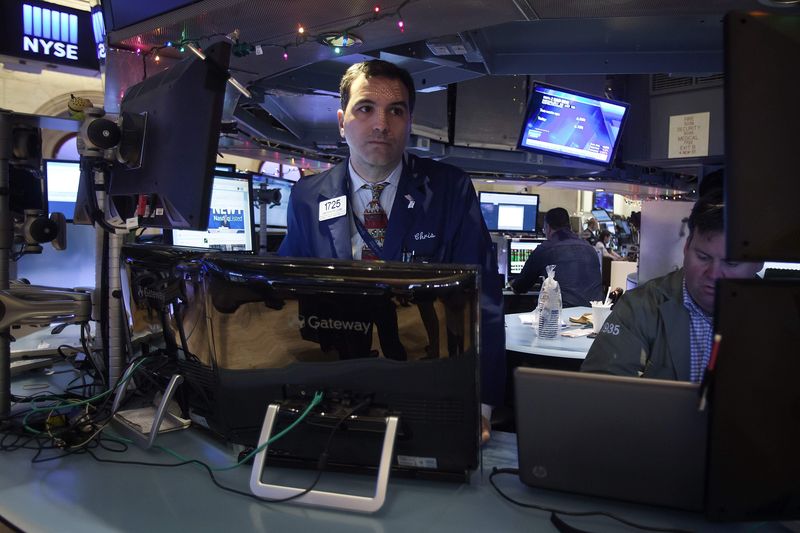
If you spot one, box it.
[45,160,80,220]
[725,12,800,261]
[170,173,254,251]
[479,192,539,234]
[508,240,544,278]
[517,82,629,167]
[108,41,230,230]
[121,247,481,481]
[707,279,800,520]
[252,174,294,228]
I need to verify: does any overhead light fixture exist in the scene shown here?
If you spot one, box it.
[318,32,363,49]
[757,0,799,6]
[417,85,447,93]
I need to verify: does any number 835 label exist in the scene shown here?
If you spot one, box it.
[601,322,620,336]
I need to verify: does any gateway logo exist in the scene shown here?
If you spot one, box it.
[22,3,79,60]
[299,315,371,335]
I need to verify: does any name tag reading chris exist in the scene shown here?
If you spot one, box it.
[319,195,347,221]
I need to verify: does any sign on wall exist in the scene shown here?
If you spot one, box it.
[667,112,711,159]
[0,0,100,73]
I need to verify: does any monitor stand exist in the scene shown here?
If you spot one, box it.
[249,403,399,513]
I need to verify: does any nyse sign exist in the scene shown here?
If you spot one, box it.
[23,37,78,60]
[0,0,99,72]
[22,4,79,60]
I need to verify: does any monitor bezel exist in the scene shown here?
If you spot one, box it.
[516,81,630,168]
[478,191,540,236]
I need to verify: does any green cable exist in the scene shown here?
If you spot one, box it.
[22,357,151,435]
[155,390,324,471]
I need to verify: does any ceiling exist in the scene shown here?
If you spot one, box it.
[102,0,800,195]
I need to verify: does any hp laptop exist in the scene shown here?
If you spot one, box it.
[514,367,707,511]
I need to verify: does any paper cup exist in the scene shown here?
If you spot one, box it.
[591,304,613,334]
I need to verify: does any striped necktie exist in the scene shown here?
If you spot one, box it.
[361,182,388,260]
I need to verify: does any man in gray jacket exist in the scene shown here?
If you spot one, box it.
[581,189,762,382]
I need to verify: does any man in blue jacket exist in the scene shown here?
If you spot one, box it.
[278,59,505,439]
[511,207,603,307]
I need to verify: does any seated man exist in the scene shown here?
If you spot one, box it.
[581,189,763,382]
[511,207,603,307]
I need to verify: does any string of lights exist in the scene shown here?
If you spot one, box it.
[129,0,411,71]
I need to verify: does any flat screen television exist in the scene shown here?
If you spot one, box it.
[479,191,539,234]
[251,173,293,229]
[169,172,254,252]
[107,41,230,230]
[507,240,544,279]
[121,246,481,482]
[594,191,614,211]
[517,82,629,167]
[44,159,80,221]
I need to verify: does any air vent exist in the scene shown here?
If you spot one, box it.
[695,73,725,86]
[650,73,724,95]
[651,74,693,92]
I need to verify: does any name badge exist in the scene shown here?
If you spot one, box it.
[319,195,347,221]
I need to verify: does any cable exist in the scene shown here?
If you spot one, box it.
[488,468,693,533]
[156,391,324,471]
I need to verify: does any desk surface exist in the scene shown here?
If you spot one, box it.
[505,306,595,360]
[0,371,794,533]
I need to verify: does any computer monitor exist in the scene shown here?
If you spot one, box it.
[601,221,616,234]
[169,172,254,252]
[591,208,612,223]
[594,191,614,211]
[121,246,481,481]
[725,12,800,261]
[107,41,231,230]
[517,82,630,167]
[507,240,543,278]
[44,160,80,221]
[251,173,293,228]
[706,279,800,521]
[479,191,539,234]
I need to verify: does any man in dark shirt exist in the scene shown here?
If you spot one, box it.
[511,207,603,307]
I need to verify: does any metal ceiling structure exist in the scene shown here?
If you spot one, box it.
[101,0,800,196]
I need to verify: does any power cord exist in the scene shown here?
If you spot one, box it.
[488,468,693,533]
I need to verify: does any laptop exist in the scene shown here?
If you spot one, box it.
[514,367,707,511]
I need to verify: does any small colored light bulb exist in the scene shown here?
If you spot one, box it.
[374,5,380,12]
[283,51,288,60]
